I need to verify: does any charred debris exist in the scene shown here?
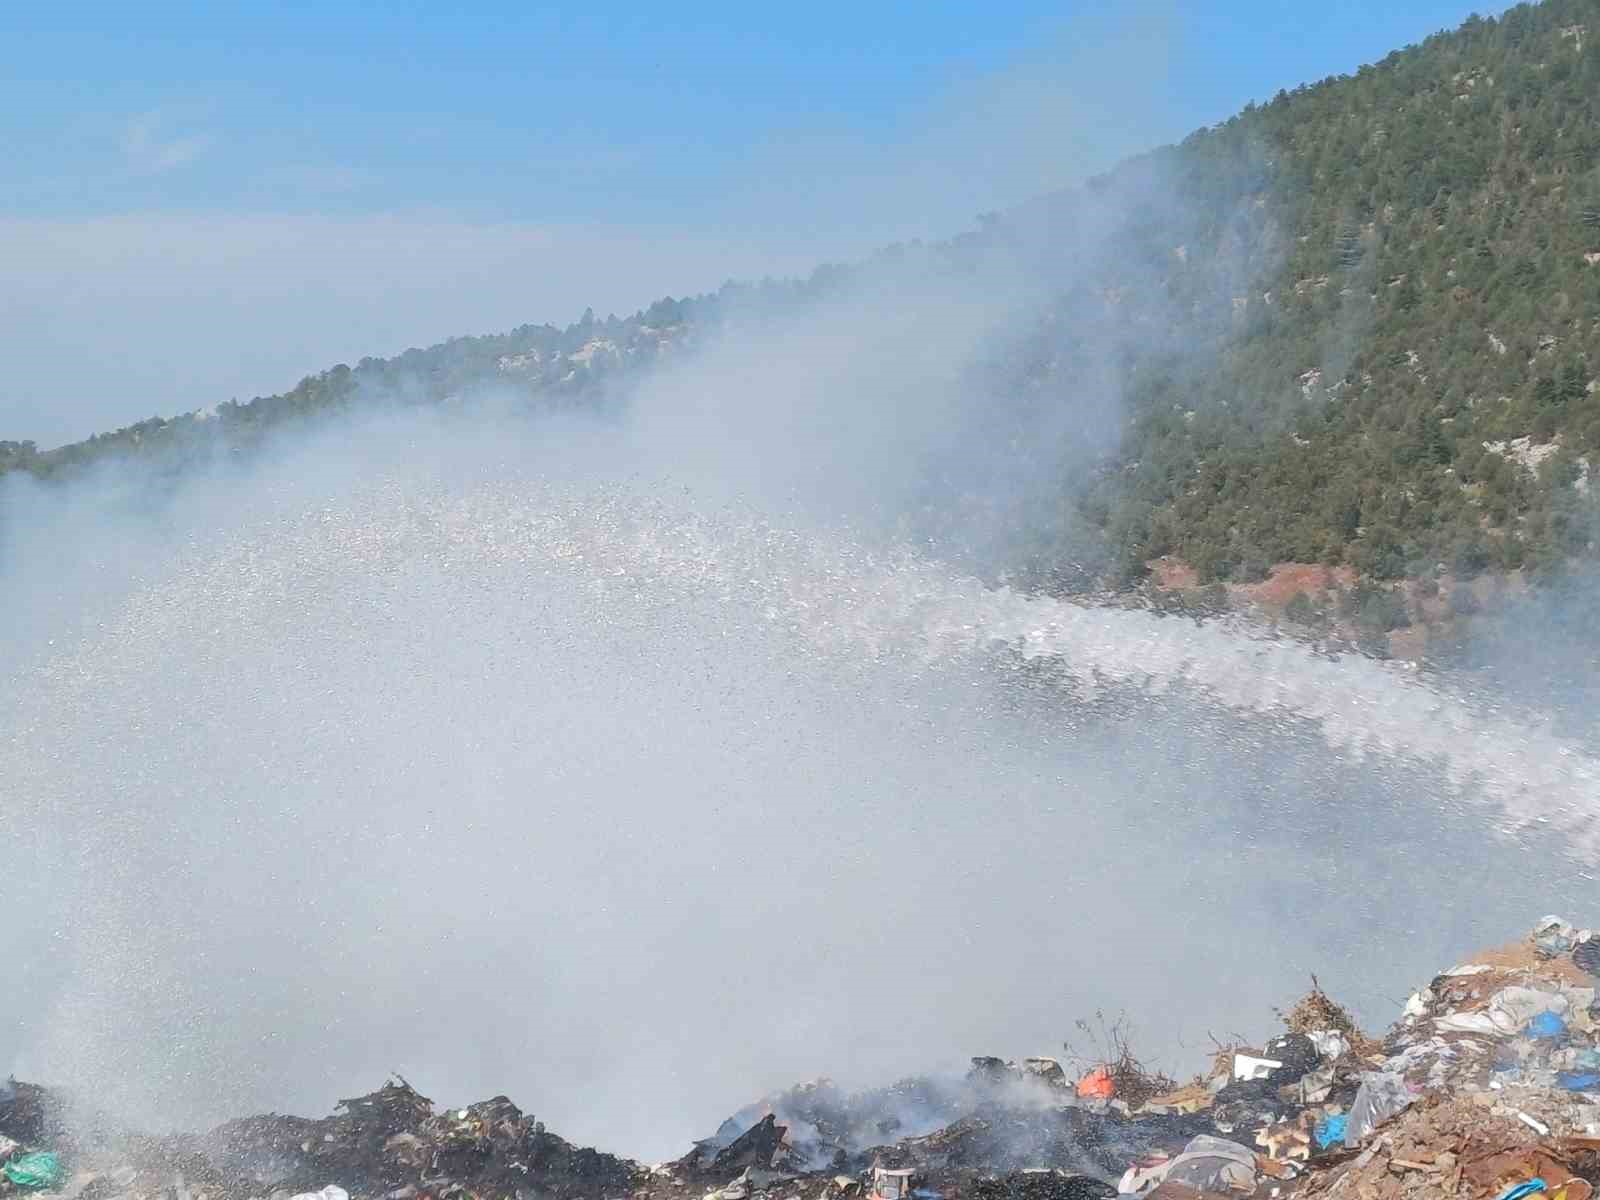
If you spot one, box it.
[8,917,1600,1200]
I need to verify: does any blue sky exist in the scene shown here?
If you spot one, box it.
[3,0,1500,445]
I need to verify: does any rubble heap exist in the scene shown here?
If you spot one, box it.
[6,917,1600,1200]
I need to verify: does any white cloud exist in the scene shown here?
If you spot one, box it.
[121,110,215,175]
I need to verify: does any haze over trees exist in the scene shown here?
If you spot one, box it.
[6,0,1600,603]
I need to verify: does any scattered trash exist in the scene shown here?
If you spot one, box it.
[1535,917,1579,958]
[176,1077,635,1200]
[1518,1111,1555,1137]
[10,916,1600,1200]
[869,1167,916,1200]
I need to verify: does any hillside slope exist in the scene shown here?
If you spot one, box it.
[6,0,1600,619]
[1078,0,1600,591]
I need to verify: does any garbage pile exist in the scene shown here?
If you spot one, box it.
[0,1078,637,1200]
[671,915,1600,1200]
[6,917,1600,1200]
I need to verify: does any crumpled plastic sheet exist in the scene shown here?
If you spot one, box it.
[1125,1136,1258,1196]
[1307,1031,1349,1060]
[1294,1064,1337,1105]
[1386,1038,1463,1072]
[1343,1073,1414,1149]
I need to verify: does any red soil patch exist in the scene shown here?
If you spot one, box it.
[1236,563,1355,608]
[1147,557,1199,589]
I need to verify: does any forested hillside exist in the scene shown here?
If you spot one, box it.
[1074,0,1600,591]
[7,0,1600,615]
[0,298,706,482]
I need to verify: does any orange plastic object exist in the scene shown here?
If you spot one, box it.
[1076,1066,1115,1099]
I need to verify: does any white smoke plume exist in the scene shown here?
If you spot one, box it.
[1,172,1596,1166]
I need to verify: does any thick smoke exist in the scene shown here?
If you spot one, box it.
[2,175,1597,1165]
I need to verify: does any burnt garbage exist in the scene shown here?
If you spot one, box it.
[707,1117,787,1175]
[0,1078,637,1200]
[684,1078,975,1175]
[886,1107,1210,1178]
[681,1064,1204,1187]
[680,914,1600,1200]
[0,1082,55,1148]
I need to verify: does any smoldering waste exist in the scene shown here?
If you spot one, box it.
[7,916,1600,1200]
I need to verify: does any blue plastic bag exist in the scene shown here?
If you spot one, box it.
[1314,1114,1348,1149]
[3,1152,63,1191]
[1526,1011,1568,1040]
[1558,1072,1600,1091]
